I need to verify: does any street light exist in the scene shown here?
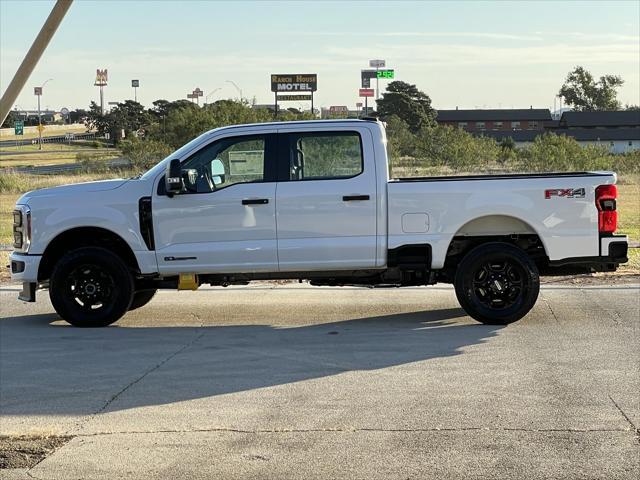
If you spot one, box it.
[205,87,221,104]
[225,80,243,101]
[35,78,53,150]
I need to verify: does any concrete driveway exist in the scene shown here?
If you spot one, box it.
[1,282,638,479]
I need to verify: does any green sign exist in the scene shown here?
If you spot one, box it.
[376,69,395,79]
[14,121,24,136]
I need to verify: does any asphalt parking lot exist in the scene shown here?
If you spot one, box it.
[1,282,638,479]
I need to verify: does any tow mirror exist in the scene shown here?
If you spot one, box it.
[165,159,183,196]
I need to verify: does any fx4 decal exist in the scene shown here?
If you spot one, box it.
[545,188,586,199]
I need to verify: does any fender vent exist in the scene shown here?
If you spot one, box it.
[139,197,155,250]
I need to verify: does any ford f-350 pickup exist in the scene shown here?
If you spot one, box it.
[10,119,628,326]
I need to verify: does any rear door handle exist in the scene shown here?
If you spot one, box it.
[242,198,269,205]
[342,195,370,201]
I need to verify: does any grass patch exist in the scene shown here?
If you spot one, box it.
[616,176,639,242]
[0,143,119,168]
[0,123,87,141]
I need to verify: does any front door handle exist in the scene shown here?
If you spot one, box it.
[242,198,269,205]
[342,195,370,201]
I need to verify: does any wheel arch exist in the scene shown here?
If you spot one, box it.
[439,215,549,282]
[38,226,140,282]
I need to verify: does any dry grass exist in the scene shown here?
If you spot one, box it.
[0,143,119,168]
[0,123,87,141]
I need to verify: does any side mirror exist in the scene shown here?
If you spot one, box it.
[211,158,226,185]
[165,159,183,196]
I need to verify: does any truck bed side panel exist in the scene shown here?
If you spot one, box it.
[387,173,615,269]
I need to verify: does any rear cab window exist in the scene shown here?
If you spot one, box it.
[284,131,363,181]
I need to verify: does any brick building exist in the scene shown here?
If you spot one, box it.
[436,108,552,132]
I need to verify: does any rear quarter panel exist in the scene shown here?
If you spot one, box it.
[387,174,616,269]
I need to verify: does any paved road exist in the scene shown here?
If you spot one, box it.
[0,283,638,479]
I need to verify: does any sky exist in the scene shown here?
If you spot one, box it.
[1,0,638,112]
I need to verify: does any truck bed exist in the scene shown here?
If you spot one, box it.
[386,171,617,269]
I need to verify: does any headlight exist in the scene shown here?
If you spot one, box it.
[12,206,31,253]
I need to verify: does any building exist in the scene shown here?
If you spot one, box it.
[436,108,552,132]
[437,108,640,153]
[550,111,640,154]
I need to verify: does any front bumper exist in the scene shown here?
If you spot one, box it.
[9,252,42,302]
[545,235,629,274]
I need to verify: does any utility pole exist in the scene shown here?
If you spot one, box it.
[226,80,243,102]
[0,0,73,126]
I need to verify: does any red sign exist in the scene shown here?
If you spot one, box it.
[359,88,374,97]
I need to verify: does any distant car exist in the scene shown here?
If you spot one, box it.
[10,119,628,327]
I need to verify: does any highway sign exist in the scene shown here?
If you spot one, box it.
[376,69,395,79]
[356,102,363,108]
[14,121,24,136]
[359,88,374,97]
[193,88,203,97]
[369,59,385,68]
[131,79,140,87]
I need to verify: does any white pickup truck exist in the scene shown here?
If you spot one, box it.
[10,119,628,327]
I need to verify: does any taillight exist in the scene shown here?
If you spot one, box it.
[595,184,617,234]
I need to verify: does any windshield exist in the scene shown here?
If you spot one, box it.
[139,131,214,181]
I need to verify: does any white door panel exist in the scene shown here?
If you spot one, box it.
[153,183,278,273]
[276,129,378,271]
[154,183,277,274]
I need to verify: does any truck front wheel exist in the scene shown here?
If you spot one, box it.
[454,242,539,325]
[49,247,134,327]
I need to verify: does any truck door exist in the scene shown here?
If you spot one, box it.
[153,133,278,275]
[275,129,378,271]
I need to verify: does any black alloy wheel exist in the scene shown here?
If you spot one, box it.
[49,247,134,327]
[454,242,540,325]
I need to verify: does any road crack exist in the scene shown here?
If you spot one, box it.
[71,426,634,437]
[68,314,207,435]
[608,394,640,445]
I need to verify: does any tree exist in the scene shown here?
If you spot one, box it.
[1,110,17,128]
[624,104,640,111]
[376,81,436,132]
[85,101,110,135]
[69,109,88,124]
[559,66,624,111]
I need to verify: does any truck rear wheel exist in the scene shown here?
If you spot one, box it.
[454,242,539,325]
[129,289,157,310]
[49,247,134,327]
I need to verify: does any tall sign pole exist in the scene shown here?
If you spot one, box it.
[94,69,108,114]
[369,59,385,100]
[34,86,42,150]
[0,0,73,126]
[131,79,139,102]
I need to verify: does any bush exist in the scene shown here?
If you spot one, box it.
[119,138,173,171]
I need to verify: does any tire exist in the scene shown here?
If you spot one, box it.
[454,242,539,325]
[49,247,134,327]
[129,289,157,311]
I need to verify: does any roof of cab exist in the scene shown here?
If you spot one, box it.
[204,118,382,136]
